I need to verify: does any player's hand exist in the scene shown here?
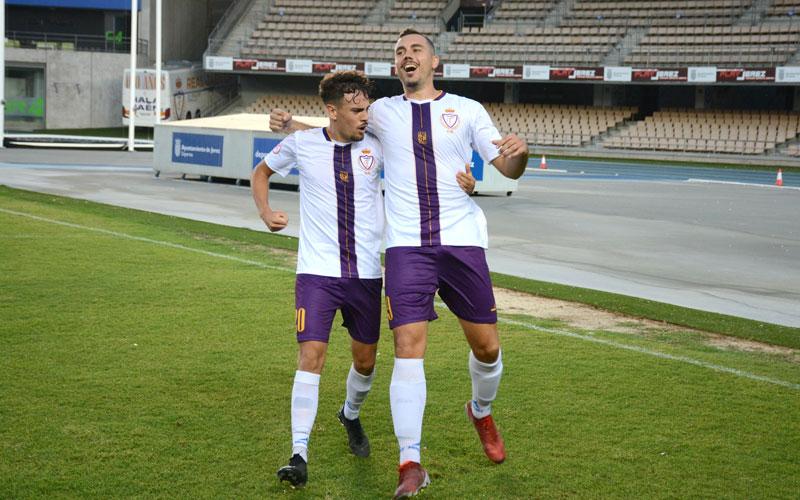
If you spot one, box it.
[492,134,528,159]
[260,209,288,232]
[269,108,293,132]
[456,162,475,195]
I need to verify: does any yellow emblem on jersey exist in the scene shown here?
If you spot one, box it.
[417,131,427,145]
[339,171,349,183]
[361,148,371,155]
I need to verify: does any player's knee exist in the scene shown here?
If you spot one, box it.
[472,343,500,364]
[353,357,375,376]
[298,342,326,373]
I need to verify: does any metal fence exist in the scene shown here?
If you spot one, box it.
[5,31,148,55]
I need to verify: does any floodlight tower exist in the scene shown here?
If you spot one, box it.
[127,0,138,151]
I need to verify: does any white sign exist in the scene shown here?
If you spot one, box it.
[604,66,632,82]
[204,56,233,71]
[776,66,800,83]
[365,61,392,76]
[688,66,717,83]
[523,65,550,80]
[443,64,470,79]
[286,59,313,74]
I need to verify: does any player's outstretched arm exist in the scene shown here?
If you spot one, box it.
[269,108,312,133]
[490,134,529,180]
[456,162,476,194]
[251,161,289,232]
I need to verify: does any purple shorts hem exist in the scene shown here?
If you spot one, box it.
[388,312,438,331]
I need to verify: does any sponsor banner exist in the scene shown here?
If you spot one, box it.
[311,62,364,73]
[631,68,688,81]
[205,56,233,71]
[172,133,223,167]
[470,150,484,181]
[469,66,522,79]
[776,66,800,83]
[717,68,775,82]
[444,63,470,79]
[523,65,550,80]
[233,59,286,72]
[286,59,313,74]
[365,61,392,76]
[604,66,632,82]
[550,67,604,80]
[688,66,717,83]
[252,137,300,175]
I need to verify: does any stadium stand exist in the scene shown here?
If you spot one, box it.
[627,23,800,66]
[486,103,637,147]
[443,25,623,65]
[240,0,440,63]
[386,0,448,23]
[765,1,800,19]
[486,0,557,24]
[245,94,325,116]
[603,109,800,154]
[228,0,800,158]
[562,0,751,27]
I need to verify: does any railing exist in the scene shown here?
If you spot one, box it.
[5,31,148,55]
[206,0,258,55]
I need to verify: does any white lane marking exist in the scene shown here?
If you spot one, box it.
[524,167,569,173]
[686,178,800,191]
[3,206,798,391]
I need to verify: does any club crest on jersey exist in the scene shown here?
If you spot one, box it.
[417,131,427,145]
[441,109,460,132]
[359,151,375,174]
[339,171,349,183]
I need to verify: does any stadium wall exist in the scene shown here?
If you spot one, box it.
[6,48,132,129]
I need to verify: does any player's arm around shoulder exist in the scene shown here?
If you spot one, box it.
[490,133,529,180]
[469,98,529,180]
[269,108,313,133]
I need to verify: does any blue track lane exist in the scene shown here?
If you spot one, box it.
[524,157,799,188]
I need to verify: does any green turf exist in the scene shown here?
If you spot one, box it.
[1,187,799,498]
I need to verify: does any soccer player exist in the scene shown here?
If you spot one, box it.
[251,71,384,489]
[270,29,528,498]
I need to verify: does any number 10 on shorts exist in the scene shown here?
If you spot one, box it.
[296,307,306,333]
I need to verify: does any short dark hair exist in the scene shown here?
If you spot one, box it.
[318,70,372,105]
[397,28,436,53]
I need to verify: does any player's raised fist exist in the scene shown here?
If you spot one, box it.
[269,108,293,132]
[261,209,288,232]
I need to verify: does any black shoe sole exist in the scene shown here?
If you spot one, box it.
[277,465,307,488]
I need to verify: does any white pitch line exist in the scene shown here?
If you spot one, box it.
[0,207,293,273]
[686,178,800,191]
[494,314,800,392]
[0,162,151,172]
[3,206,798,392]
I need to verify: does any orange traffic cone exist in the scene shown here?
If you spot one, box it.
[776,169,783,187]
[540,155,547,169]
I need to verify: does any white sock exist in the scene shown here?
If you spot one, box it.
[291,370,320,462]
[390,358,426,464]
[343,363,374,420]
[469,350,503,420]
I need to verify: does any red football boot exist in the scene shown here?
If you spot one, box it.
[466,401,506,464]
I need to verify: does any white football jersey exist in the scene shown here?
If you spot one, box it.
[266,128,384,278]
[368,92,502,249]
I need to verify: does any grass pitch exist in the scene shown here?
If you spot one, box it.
[1,186,799,498]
